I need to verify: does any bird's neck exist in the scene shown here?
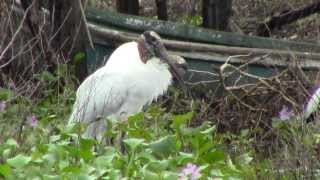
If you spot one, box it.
[137,40,152,63]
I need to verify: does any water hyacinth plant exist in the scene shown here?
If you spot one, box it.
[0,101,6,112]
[278,105,294,121]
[26,115,38,127]
[179,163,201,180]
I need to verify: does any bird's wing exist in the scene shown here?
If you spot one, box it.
[69,68,130,124]
[68,68,153,141]
[303,88,320,120]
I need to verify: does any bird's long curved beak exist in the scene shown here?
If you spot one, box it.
[158,48,188,93]
[169,61,186,88]
[169,54,188,78]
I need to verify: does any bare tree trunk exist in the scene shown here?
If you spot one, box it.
[155,0,168,20]
[202,0,233,31]
[116,0,139,15]
[20,0,39,38]
[49,0,88,81]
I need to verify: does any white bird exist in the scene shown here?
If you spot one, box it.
[69,31,187,141]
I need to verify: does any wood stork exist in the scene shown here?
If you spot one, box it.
[69,31,187,141]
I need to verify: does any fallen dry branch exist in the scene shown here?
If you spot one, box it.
[191,52,314,144]
[257,1,320,36]
[218,55,267,112]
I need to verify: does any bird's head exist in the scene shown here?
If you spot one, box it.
[140,31,163,58]
[139,31,188,92]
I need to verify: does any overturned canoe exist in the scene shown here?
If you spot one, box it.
[85,8,320,83]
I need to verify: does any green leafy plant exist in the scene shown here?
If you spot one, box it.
[1,70,320,179]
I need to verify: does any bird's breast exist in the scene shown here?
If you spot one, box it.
[141,58,172,100]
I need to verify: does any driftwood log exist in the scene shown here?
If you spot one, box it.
[86,8,320,53]
[88,23,320,69]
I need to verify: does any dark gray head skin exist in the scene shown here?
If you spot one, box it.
[141,31,163,58]
[140,31,188,92]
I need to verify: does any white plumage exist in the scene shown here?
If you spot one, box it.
[68,32,182,141]
[303,87,320,121]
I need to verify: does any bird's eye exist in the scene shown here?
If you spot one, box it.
[150,36,156,43]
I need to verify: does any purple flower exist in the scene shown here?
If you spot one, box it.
[26,115,38,127]
[0,101,6,112]
[179,163,201,180]
[279,105,294,121]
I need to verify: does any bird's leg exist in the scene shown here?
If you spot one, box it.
[116,112,129,153]
[119,111,129,123]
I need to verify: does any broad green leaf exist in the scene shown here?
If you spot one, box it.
[240,129,250,137]
[200,126,215,135]
[271,118,283,128]
[2,149,11,159]
[73,52,86,64]
[202,149,225,163]
[80,138,95,151]
[144,160,169,172]
[80,149,94,163]
[0,88,13,99]
[62,165,81,173]
[137,152,156,163]
[0,164,11,177]
[35,144,49,154]
[7,154,31,169]
[123,138,145,151]
[162,171,180,180]
[226,156,241,173]
[43,153,56,165]
[176,152,193,165]
[77,173,95,180]
[142,167,160,180]
[50,135,61,143]
[149,135,176,158]
[59,160,69,171]
[5,138,18,148]
[94,155,116,168]
[171,112,194,129]
[211,169,224,177]
[128,112,144,124]
[198,142,214,155]
[105,169,122,180]
[236,153,253,165]
[43,174,60,179]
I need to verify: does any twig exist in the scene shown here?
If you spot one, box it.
[48,8,72,45]
[224,61,298,107]
[225,84,257,91]
[219,55,267,112]
[0,2,33,64]
[185,80,219,85]
[220,53,300,112]
[1,37,40,69]
[78,0,94,49]
[188,69,219,77]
